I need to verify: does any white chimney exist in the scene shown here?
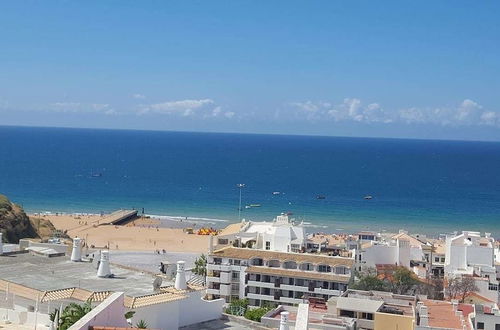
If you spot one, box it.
[97,250,111,278]
[279,311,289,330]
[175,261,187,290]
[419,305,428,317]
[0,233,3,255]
[70,237,82,261]
[420,315,429,326]
[209,235,214,254]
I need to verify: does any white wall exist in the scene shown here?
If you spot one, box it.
[178,291,224,327]
[467,246,494,267]
[69,292,129,330]
[132,291,224,330]
[362,245,397,269]
[132,300,181,330]
[0,307,51,329]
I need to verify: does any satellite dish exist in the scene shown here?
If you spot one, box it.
[153,277,163,291]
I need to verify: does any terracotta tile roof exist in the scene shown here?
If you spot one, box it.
[424,300,467,330]
[245,266,351,283]
[391,232,424,247]
[212,247,354,267]
[464,291,496,303]
[125,291,187,309]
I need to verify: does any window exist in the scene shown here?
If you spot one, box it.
[477,322,484,329]
[232,272,240,280]
[495,323,500,330]
[233,259,241,266]
[213,258,222,265]
[265,241,271,250]
[441,257,445,262]
[361,312,373,320]
[218,238,229,245]
[318,265,331,273]
[435,257,440,262]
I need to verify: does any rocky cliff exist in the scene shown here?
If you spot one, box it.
[0,194,39,243]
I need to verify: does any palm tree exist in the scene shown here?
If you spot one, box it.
[58,301,92,330]
[136,319,149,329]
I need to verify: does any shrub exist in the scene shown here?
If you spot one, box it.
[244,307,271,322]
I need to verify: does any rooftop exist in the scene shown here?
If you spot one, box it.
[0,252,202,308]
[423,300,469,330]
[338,290,416,317]
[211,246,354,267]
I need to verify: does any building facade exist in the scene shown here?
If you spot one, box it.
[206,246,354,306]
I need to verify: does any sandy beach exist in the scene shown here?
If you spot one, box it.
[29,213,212,253]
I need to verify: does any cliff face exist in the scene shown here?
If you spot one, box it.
[0,194,38,243]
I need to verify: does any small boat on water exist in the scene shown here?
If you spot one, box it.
[316,195,326,200]
[250,204,261,207]
[364,195,373,200]
[91,173,102,177]
[272,191,281,195]
[245,205,252,209]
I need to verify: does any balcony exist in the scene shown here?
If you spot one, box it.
[247,293,277,302]
[280,296,304,305]
[206,276,221,283]
[220,272,231,283]
[247,280,277,289]
[314,287,341,296]
[207,288,220,295]
[220,284,231,296]
[280,284,309,293]
[207,263,232,272]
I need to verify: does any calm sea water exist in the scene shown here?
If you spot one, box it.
[1,126,499,237]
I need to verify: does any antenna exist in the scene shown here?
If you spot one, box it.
[153,277,163,291]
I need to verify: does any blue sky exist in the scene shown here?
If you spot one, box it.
[1,1,500,140]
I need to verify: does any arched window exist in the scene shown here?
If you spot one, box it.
[317,264,331,273]
[267,259,281,268]
[299,262,314,271]
[251,257,264,266]
[282,261,297,269]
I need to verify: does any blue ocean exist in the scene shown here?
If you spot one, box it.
[1,126,499,237]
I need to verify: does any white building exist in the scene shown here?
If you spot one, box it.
[357,237,412,271]
[444,231,499,304]
[206,246,354,307]
[217,213,307,253]
[474,304,500,330]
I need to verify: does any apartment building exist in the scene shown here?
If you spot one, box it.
[445,231,499,303]
[206,246,354,306]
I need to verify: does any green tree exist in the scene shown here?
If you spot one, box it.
[350,268,387,291]
[136,319,149,328]
[193,254,207,277]
[58,301,93,330]
[388,267,419,295]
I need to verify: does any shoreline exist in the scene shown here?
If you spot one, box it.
[28,208,500,242]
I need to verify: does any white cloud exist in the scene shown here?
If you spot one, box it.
[288,98,499,127]
[139,99,235,119]
[132,93,146,99]
[48,102,116,115]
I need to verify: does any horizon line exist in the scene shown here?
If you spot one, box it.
[1,123,500,144]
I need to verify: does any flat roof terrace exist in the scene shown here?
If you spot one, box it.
[0,252,163,297]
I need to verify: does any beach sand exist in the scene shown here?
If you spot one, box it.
[29,213,211,253]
